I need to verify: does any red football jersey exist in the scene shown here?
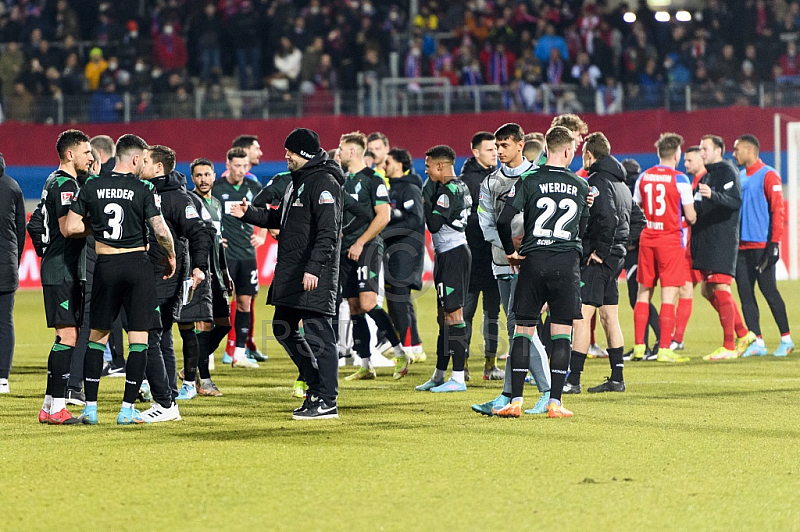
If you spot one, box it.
[634,165,693,247]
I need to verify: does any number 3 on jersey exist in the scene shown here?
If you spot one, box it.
[532,197,578,240]
[643,182,666,217]
[103,202,124,240]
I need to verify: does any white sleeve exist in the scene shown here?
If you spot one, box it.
[632,176,642,203]
[676,182,693,205]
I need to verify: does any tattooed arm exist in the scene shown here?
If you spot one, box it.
[149,214,176,279]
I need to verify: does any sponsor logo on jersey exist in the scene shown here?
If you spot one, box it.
[590,186,599,197]
[376,184,388,198]
[185,205,200,219]
[60,191,74,205]
[403,199,414,209]
[221,193,229,200]
[436,194,450,208]
[265,179,274,188]
[292,198,304,207]
[154,194,162,208]
[201,206,212,220]
[319,190,335,204]
[723,181,733,190]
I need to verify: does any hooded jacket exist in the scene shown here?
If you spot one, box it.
[0,172,25,292]
[241,150,344,316]
[460,156,496,288]
[147,170,213,317]
[384,171,425,291]
[583,155,632,261]
[691,159,742,276]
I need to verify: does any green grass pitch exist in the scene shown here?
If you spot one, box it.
[2,281,800,531]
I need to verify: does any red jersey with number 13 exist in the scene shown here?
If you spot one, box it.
[633,165,694,248]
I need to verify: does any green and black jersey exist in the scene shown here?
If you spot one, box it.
[195,192,226,291]
[70,172,162,249]
[427,179,472,253]
[342,167,389,250]
[211,177,262,261]
[253,171,292,208]
[39,169,86,285]
[504,165,589,255]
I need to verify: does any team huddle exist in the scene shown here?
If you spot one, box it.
[29,112,792,424]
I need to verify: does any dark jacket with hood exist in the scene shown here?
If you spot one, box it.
[241,150,344,316]
[691,159,741,276]
[460,156,496,288]
[0,169,26,292]
[147,170,213,315]
[384,171,425,291]
[583,155,632,261]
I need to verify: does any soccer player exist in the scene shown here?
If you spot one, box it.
[213,147,264,368]
[694,135,752,360]
[338,132,406,381]
[473,123,550,416]
[232,128,344,419]
[36,129,93,424]
[732,134,793,357]
[670,146,707,351]
[189,158,232,396]
[493,126,590,418]
[415,145,472,393]
[565,132,632,394]
[632,133,696,363]
[460,132,503,381]
[367,131,390,177]
[139,146,211,416]
[0,153,24,396]
[222,135,268,363]
[65,134,176,425]
[383,147,426,372]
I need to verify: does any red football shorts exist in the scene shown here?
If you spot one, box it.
[637,243,688,288]
[700,270,734,285]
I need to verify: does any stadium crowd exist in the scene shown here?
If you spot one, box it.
[0,107,793,422]
[3,0,800,122]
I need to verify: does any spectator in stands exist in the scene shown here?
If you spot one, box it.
[192,3,223,80]
[119,20,149,72]
[5,81,33,122]
[571,51,602,87]
[54,0,80,41]
[598,76,623,114]
[272,36,302,93]
[300,36,324,89]
[780,40,800,77]
[84,47,108,92]
[546,47,566,86]
[94,3,123,46]
[712,44,739,85]
[89,77,123,123]
[201,83,232,119]
[639,56,664,107]
[0,41,24,99]
[535,23,569,63]
[153,23,188,72]
[314,53,338,92]
[229,0,263,90]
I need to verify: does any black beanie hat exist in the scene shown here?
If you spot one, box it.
[284,128,321,160]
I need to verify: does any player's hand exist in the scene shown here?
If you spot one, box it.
[698,183,712,198]
[588,252,603,265]
[587,187,598,207]
[230,198,248,218]
[161,254,176,279]
[348,241,364,261]
[221,237,228,249]
[223,272,234,293]
[506,251,525,269]
[250,233,266,248]
[268,228,280,240]
[756,242,780,273]
[303,272,318,291]
[191,267,206,289]
[512,234,523,251]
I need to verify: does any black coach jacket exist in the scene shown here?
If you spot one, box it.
[584,155,632,261]
[691,159,741,276]
[0,172,26,292]
[241,150,344,316]
[384,171,425,291]
[147,171,214,281]
[460,157,496,288]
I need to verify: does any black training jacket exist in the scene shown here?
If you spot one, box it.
[0,173,26,292]
[241,150,344,316]
[583,155,632,261]
[384,171,425,291]
[460,156,496,288]
[691,159,741,276]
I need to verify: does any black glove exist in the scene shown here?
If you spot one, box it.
[756,242,780,273]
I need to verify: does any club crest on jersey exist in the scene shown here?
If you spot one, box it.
[319,190,335,205]
[436,194,450,208]
[355,182,362,194]
[508,185,516,198]
[246,190,254,200]
[265,179,274,188]
[185,205,199,219]
[221,193,229,200]
[297,183,305,195]
[60,191,74,205]
[376,184,388,198]
[201,207,211,220]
